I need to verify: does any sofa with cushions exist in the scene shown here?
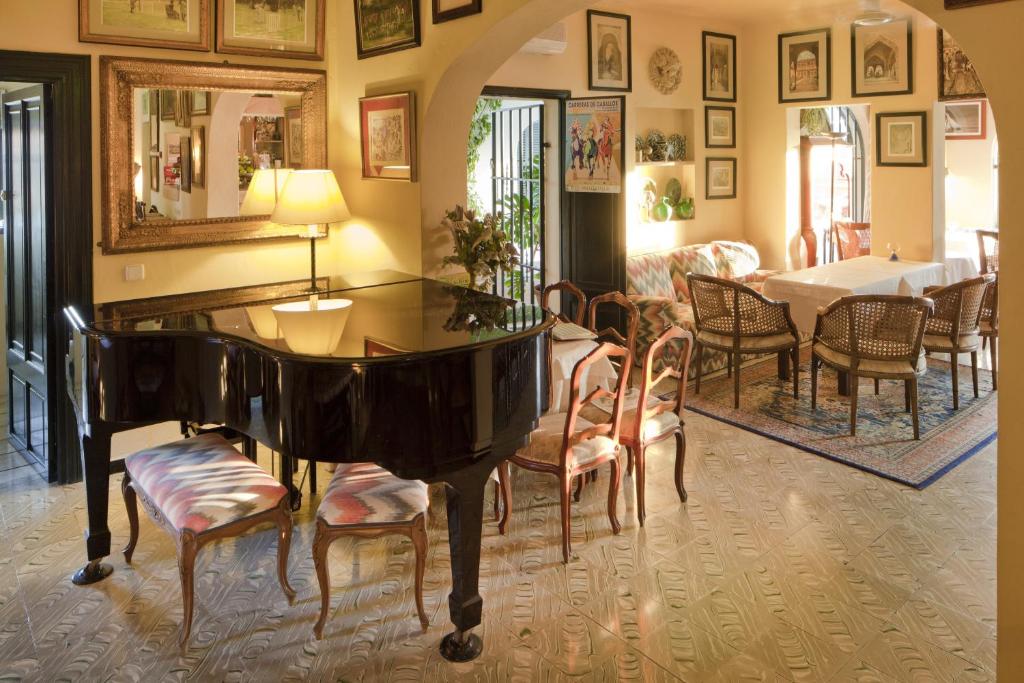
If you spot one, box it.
[625,240,780,376]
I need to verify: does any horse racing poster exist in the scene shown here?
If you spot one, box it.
[565,96,624,193]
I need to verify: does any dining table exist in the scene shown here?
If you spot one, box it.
[762,255,947,336]
[548,329,619,414]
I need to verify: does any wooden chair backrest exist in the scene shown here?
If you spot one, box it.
[832,222,871,261]
[561,342,630,466]
[686,273,798,341]
[586,291,639,361]
[632,326,693,444]
[542,280,586,326]
[977,230,999,275]
[815,294,933,363]
[925,274,995,340]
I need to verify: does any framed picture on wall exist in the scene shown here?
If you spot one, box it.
[149,152,161,193]
[354,0,421,59]
[945,0,1014,7]
[284,107,304,169]
[945,100,987,139]
[937,29,986,101]
[706,157,737,199]
[359,92,417,181]
[148,91,160,148]
[564,96,625,193]
[180,135,192,194]
[587,10,632,92]
[702,31,737,102]
[190,91,210,116]
[876,111,928,167]
[851,17,914,97]
[705,106,735,148]
[216,0,326,60]
[160,90,177,121]
[778,28,831,103]
[190,126,206,188]
[433,0,482,24]
[79,0,211,51]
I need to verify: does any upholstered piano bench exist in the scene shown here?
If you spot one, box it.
[312,462,429,639]
[120,433,296,646]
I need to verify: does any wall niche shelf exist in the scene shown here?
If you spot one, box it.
[635,160,695,168]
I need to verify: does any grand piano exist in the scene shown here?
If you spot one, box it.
[63,270,551,662]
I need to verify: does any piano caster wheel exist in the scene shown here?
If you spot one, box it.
[439,629,483,662]
[289,485,302,512]
[71,559,113,586]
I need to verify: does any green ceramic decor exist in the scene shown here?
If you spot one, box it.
[652,197,673,222]
[664,177,682,204]
[674,197,695,220]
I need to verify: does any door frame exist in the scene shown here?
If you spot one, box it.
[0,51,93,484]
[481,86,571,313]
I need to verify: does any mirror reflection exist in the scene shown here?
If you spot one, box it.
[132,88,304,223]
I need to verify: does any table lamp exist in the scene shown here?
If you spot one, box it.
[270,169,350,294]
[240,167,292,216]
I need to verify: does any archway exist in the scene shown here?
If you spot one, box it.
[419,1,1021,676]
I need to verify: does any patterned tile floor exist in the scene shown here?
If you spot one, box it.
[0,405,996,681]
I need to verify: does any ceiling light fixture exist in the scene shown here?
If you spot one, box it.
[853,0,893,26]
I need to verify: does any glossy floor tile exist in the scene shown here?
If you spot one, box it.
[0,404,997,681]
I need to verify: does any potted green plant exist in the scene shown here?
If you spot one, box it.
[441,205,520,291]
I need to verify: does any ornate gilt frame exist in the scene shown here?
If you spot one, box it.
[99,56,327,254]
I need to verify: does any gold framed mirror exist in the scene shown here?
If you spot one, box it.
[99,56,327,254]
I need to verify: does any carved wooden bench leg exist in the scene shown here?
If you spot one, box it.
[121,474,139,564]
[312,518,332,640]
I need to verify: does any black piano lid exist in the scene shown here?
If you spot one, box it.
[86,270,550,361]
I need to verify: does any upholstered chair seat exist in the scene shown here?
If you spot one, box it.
[317,462,428,526]
[813,343,926,377]
[313,463,429,639]
[517,413,619,469]
[697,330,799,352]
[121,433,295,647]
[922,333,980,352]
[619,406,680,443]
[125,435,290,534]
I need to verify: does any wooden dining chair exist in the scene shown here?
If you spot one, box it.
[977,230,999,275]
[687,274,800,409]
[812,295,933,439]
[922,274,995,409]
[621,326,694,526]
[542,280,587,324]
[832,222,872,261]
[497,342,630,563]
[980,275,998,390]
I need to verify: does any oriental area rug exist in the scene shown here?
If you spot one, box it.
[677,351,997,489]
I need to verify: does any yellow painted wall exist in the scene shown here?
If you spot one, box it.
[487,4,747,255]
[3,0,1024,675]
[742,7,946,268]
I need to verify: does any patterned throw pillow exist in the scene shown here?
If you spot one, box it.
[669,244,717,301]
[712,241,761,280]
[625,252,675,299]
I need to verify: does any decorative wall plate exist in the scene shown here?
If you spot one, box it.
[649,47,682,95]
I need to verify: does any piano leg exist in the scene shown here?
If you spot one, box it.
[438,462,491,662]
[72,425,115,585]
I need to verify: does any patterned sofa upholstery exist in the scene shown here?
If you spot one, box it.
[626,241,780,376]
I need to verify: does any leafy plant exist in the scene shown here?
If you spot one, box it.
[441,205,519,291]
[466,98,503,213]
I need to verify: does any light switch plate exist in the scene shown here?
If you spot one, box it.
[124,264,145,281]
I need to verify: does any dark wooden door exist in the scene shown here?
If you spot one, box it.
[562,191,625,332]
[2,84,50,472]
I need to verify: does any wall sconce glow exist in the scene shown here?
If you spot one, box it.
[272,298,353,355]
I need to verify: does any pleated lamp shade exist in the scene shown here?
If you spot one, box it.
[240,168,293,216]
[270,170,351,228]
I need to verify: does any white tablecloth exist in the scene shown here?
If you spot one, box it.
[549,339,618,413]
[943,255,980,284]
[762,256,947,335]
